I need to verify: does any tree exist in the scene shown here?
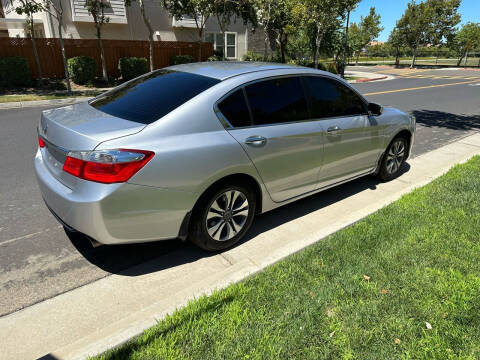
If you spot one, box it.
[348,22,363,63]
[454,22,480,66]
[396,0,460,68]
[353,7,383,64]
[85,0,110,83]
[41,0,72,92]
[15,0,44,86]
[252,0,275,60]
[212,0,257,60]
[297,0,360,68]
[125,0,155,72]
[162,0,213,59]
[388,27,404,66]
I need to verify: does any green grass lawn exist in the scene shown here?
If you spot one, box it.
[349,56,480,67]
[97,156,480,360]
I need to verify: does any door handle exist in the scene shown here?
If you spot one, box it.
[326,126,341,134]
[245,136,267,147]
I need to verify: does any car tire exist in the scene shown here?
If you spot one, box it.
[189,183,256,251]
[378,137,408,181]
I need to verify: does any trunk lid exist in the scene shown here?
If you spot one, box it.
[38,101,146,188]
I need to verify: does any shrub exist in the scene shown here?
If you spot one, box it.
[242,51,264,61]
[170,55,194,65]
[207,55,223,62]
[327,62,339,75]
[0,56,31,87]
[119,57,147,81]
[67,56,96,85]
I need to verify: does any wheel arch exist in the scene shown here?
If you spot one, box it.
[178,173,263,240]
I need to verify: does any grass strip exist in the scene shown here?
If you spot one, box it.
[97,156,480,360]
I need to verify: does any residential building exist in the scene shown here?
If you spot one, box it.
[0,0,264,60]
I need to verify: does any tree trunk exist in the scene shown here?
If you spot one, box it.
[356,52,360,65]
[456,51,465,67]
[29,18,43,87]
[314,25,324,69]
[410,48,417,68]
[58,21,71,94]
[139,0,154,72]
[96,24,108,83]
[395,49,400,66]
[263,28,269,61]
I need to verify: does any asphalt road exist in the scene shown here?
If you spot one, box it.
[0,66,479,317]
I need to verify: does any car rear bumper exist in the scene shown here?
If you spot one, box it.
[34,149,196,245]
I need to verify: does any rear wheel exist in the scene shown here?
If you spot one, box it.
[189,184,256,251]
[378,137,408,181]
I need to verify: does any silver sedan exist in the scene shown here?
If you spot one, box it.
[35,62,415,251]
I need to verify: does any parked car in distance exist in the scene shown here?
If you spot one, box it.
[35,62,415,251]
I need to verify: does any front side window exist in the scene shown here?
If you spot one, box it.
[305,76,367,119]
[89,70,220,124]
[245,77,309,126]
[217,89,251,128]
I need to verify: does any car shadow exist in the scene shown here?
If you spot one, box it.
[69,163,410,277]
[412,110,480,131]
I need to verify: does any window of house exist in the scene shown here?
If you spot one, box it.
[205,32,237,59]
[304,76,367,119]
[245,77,309,126]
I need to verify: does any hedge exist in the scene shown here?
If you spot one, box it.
[119,57,147,81]
[0,57,31,87]
[170,55,194,65]
[67,56,96,85]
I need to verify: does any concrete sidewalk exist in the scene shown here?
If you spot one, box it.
[345,70,395,83]
[0,97,90,110]
[1,133,480,360]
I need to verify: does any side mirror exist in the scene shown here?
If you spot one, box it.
[368,102,383,116]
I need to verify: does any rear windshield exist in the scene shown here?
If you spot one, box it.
[89,70,220,124]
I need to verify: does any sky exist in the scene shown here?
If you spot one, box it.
[349,0,480,42]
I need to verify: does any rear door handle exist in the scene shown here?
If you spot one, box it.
[326,126,341,134]
[245,136,267,147]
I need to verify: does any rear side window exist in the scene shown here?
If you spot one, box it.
[305,76,367,119]
[245,77,309,126]
[217,89,252,127]
[89,70,220,124]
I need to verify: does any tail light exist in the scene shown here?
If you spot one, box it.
[38,136,45,148]
[63,149,154,184]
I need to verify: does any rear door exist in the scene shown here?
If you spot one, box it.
[221,76,324,203]
[303,76,383,188]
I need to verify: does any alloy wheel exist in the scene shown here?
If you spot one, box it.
[386,139,406,175]
[205,190,249,242]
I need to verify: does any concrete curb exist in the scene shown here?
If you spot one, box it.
[0,97,91,110]
[1,133,480,360]
[345,70,395,83]
[355,75,389,83]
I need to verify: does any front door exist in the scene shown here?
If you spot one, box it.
[302,76,383,188]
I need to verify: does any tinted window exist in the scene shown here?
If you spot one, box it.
[245,77,309,125]
[305,76,367,119]
[218,89,251,127]
[90,70,220,124]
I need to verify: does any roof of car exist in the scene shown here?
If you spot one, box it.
[166,61,312,80]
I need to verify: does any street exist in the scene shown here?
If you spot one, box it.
[1,66,479,317]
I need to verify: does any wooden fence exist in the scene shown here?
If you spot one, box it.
[0,38,214,79]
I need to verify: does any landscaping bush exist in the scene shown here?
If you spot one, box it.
[242,51,264,61]
[118,57,147,81]
[0,56,31,87]
[207,55,223,62]
[170,55,194,65]
[67,56,96,85]
[326,62,339,74]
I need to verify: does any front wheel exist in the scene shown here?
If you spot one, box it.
[189,184,256,251]
[377,137,408,181]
